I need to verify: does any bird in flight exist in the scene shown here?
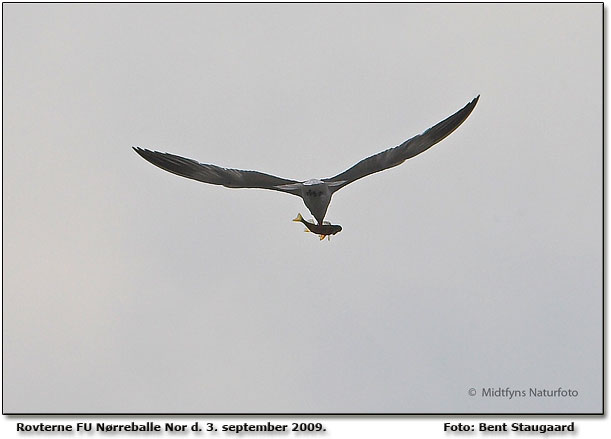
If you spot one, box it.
[134,95,479,228]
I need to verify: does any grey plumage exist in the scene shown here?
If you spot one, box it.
[134,95,479,225]
[323,95,479,190]
[132,148,301,194]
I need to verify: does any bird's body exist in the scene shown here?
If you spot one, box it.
[134,96,479,229]
[300,179,333,225]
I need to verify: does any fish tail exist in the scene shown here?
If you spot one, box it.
[292,213,304,222]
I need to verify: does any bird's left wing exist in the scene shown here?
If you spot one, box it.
[323,96,479,192]
[133,147,302,195]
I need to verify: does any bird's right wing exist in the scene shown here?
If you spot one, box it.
[133,147,302,195]
[323,96,479,192]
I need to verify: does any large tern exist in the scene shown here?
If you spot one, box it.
[134,95,479,228]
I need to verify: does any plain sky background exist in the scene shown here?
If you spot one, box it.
[2,3,602,413]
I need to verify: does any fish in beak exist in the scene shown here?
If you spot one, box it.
[293,213,342,241]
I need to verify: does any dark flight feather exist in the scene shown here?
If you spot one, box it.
[133,147,301,195]
[323,95,479,191]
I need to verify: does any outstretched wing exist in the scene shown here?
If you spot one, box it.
[133,147,301,195]
[323,96,479,191]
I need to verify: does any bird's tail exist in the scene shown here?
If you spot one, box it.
[292,213,304,222]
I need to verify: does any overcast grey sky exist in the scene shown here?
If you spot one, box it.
[3,3,601,413]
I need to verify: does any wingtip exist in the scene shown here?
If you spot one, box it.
[460,95,479,114]
[133,146,154,158]
[132,147,147,159]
